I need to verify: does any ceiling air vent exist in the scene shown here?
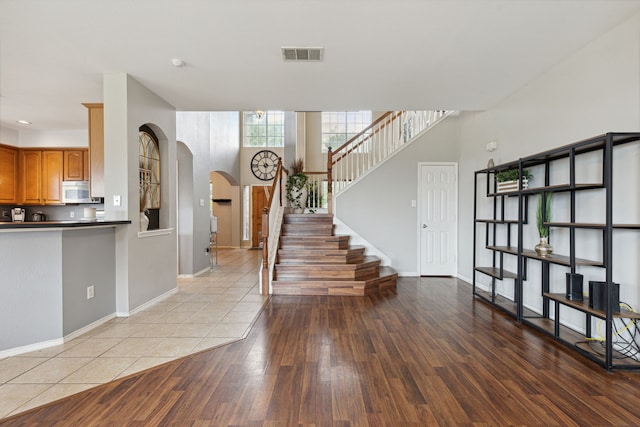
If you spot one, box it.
[282,47,324,62]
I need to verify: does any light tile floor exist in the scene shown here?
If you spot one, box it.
[0,248,265,419]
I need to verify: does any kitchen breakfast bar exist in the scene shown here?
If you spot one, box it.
[0,220,131,356]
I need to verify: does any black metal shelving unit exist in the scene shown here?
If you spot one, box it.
[473,132,640,370]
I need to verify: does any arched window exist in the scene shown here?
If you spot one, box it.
[139,125,160,229]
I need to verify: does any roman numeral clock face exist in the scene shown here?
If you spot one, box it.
[250,150,279,181]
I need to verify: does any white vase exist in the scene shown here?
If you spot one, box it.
[140,211,149,232]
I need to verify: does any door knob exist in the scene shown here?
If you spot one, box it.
[422,224,427,228]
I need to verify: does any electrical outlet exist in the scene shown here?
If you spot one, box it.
[70,211,75,218]
[87,285,94,299]
[1,210,8,218]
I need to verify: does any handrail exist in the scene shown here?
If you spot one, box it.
[260,158,286,294]
[331,111,402,163]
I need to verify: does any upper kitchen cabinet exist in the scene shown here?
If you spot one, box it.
[83,103,104,197]
[19,150,42,204]
[0,145,18,204]
[63,149,89,181]
[19,149,64,205]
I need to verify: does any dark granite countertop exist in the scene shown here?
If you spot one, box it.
[0,220,131,229]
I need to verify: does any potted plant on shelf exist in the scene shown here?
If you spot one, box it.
[286,158,308,214]
[535,192,552,256]
[495,168,533,193]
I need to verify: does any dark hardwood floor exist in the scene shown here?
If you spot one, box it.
[4,277,640,426]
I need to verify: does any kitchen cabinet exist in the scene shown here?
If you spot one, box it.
[0,144,18,204]
[83,103,104,197]
[19,150,42,204]
[19,149,64,205]
[63,149,88,181]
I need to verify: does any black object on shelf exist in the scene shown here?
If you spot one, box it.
[589,281,620,313]
[566,273,583,301]
[212,199,232,203]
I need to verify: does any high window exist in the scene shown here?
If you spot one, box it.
[321,111,372,153]
[243,111,285,147]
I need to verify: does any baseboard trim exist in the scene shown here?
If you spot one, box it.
[127,287,178,316]
[64,313,117,342]
[0,338,64,359]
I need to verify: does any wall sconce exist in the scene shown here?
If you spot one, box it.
[486,140,497,168]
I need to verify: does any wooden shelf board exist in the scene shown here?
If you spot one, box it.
[474,288,517,318]
[487,183,603,197]
[521,249,602,267]
[486,245,519,255]
[543,293,640,319]
[523,316,640,368]
[545,222,640,229]
[475,267,517,280]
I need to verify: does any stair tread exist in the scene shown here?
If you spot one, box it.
[276,256,380,270]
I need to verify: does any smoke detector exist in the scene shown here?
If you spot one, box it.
[281,47,324,62]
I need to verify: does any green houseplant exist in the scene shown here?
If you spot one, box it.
[495,168,532,192]
[286,158,308,213]
[535,192,552,256]
[495,168,533,182]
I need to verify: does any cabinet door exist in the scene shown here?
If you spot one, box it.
[64,150,85,181]
[84,103,104,197]
[0,145,18,203]
[42,151,63,204]
[20,150,42,204]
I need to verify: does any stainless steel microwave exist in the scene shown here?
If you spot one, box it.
[61,181,101,204]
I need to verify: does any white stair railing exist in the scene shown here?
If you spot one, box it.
[327,111,453,206]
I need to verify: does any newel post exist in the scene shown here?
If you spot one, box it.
[327,147,333,215]
[261,207,269,294]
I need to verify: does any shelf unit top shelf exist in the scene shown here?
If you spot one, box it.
[543,293,640,320]
[488,183,603,197]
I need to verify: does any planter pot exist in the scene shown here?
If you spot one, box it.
[497,178,528,193]
[288,187,308,214]
[534,236,552,257]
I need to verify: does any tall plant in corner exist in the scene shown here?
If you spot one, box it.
[535,192,552,256]
[286,158,308,213]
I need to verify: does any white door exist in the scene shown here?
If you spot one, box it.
[419,163,457,276]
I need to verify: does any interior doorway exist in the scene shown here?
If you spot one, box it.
[251,186,269,248]
[418,162,458,276]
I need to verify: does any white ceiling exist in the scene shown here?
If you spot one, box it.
[1,0,639,131]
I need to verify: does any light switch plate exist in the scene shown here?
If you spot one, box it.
[411,200,417,207]
[113,195,121,207]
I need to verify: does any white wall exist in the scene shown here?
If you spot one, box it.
[457,13,640,324]
[0,126,19,146]
[17,129,86,147]
[104,73,178,313]
[335,117,460,274]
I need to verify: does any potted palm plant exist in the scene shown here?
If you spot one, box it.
[286,158,308,213]
[535,192,552,256]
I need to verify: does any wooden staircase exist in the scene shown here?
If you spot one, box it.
[272,213,398,296]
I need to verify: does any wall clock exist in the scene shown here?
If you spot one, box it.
[250,150,279,181]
